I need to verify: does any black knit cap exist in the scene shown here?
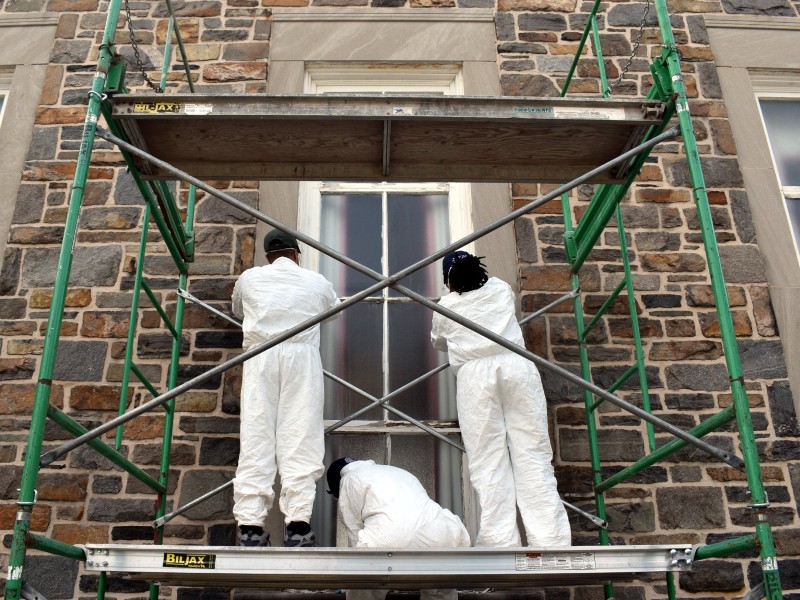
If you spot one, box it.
[326,457,356,498]
[263,229,300,253]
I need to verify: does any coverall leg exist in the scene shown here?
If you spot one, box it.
[275,343,325,524]
[233,348,280,527]
[500,358,571,547]
[456,355,522,547]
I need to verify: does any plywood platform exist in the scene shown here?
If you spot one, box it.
[109,94,666,183]
[82,544,694,589]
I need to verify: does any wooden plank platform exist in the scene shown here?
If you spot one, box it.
[81,544,695,589]
[109,94,666,183]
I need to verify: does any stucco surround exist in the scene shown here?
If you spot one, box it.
[707,15,800,414]
[0,13,58,269]
[262,8,517,288]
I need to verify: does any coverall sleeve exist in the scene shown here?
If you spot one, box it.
[338,477,366,548]
[231,277,244,320]
[321,284,342,324]
[430,313,449,352]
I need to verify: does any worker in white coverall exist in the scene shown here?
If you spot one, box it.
[232,229,340,547]
[430,251,571,548]
[326,457,471,600]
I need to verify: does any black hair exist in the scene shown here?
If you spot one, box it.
[447,254,488,294]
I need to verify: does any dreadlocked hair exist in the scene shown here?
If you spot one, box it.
[448,254,488,294]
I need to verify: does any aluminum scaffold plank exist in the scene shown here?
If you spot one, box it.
[80,544,696,589]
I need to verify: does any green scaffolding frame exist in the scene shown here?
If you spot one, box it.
[3,0,784,599]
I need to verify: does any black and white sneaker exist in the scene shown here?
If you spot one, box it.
[284,530,316,547]
[239,526,271,547]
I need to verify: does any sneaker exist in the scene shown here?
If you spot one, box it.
[239,528,271,547]
[284,530,316,547]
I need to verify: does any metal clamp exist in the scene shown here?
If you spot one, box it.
[88,90,108,102]
[669,547,694,567]
[16,489,38,522]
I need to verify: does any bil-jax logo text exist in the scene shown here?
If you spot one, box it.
[163,552,217,569]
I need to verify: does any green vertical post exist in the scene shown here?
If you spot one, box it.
[615,205,656,451]
[590,16,609,98]
[149,179,193,597]
[562,193,613,600]
[4,3,124,599]
[653,0,782,597]
[116,204,151,450]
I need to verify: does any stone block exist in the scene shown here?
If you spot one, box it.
[498,42,547,54]
[699,309,752,337]
[686,284,747,307]
[718,245,768,283]
[132,442,197,465]
[0,298,26,320]
[52,340,107,381]
[21,246,122,288]
[591,364,662,390]
[663,393,714,410]
[50,39,91,63]
[749,285,776,336]
[88,498,159,522]
[8,225,66,245]
[721,0,794,14]
[665,363,730,391]
[680,559,744,592]
[642,294,682,308]
[768,380,799,437]
[68,444,128,471]
[196,191,259,224]
[0,358,36,381]
[38,472,89,501]
[604,502,655,533]
[77,207,141,230]
[559,427,645,462]
[607,3,659,27]
[204,62,266,82]
[181,416,240,434]
[634,232,681,252]
[729,190,756,244]
[495,11,515,41]
[196,331,244,348]
[18,555,80,599]
[500,73,559,97]
[684,206,731,231]
[657,486,726,529]
[179,469,234,520]
[154,1,223,17]
[137,332,190,358]
[222,42,270,61]
[649,340,722,361]
[738,340,788,380]
[666,157,744,188]
[196,225,234,253]
[80,311,130,338]
[70,384,126,411]
[79,574,150,593]
[641,252,706,273]
[200,436,240,466]
[92,475,123,494]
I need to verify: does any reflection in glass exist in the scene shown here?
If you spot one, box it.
[759,99,800,247]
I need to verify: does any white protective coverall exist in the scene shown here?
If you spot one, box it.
[339,460,471,600]
[232,256,339,527]
[430,277,571,548]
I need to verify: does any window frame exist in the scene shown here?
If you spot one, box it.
[754,93,800,261]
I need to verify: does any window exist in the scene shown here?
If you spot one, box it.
[0,92,7,129]
[302,66,471,545]
[757,97,800,257]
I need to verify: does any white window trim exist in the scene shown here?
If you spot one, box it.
[298,64,473,273]
[754,86,800,261]
[0,67,13,131]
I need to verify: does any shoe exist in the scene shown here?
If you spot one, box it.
[284,530,316,547]
[239,528,271,547]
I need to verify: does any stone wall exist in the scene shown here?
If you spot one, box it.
[0,0,799,598]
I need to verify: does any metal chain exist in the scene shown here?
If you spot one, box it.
[607,0,651,95]
[123,0,163,93]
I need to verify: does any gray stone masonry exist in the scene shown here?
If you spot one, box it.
[0,0,798,599]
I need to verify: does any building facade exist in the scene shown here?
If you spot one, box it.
[0,0,798,598]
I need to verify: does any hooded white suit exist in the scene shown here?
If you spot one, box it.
[232,256,339,527]
[431,277,571,548]
[338,460,470,600]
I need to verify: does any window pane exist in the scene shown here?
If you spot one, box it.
[387,193,450,297]
[321,302,383,421]
[319,193,382,296]
[388,302,456,420]
[759,99,800,186]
